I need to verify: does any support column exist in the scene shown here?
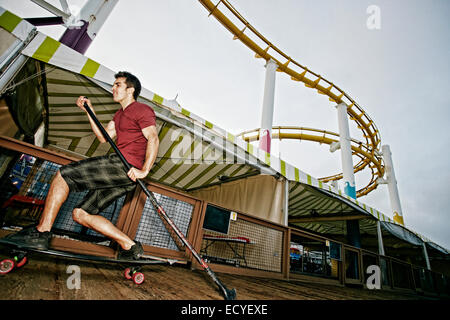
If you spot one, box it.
[422,243,431,271]
[381,145,405,225]
[59,0,118,54]
[376,221,385,256]
[259,59,277,154]
[336,103,356,199]
[284,178,289,226]
[336,102,361,248]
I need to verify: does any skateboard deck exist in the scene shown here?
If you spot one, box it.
[0,237,170,284]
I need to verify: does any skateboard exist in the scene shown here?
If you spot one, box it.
[0,237,169,285]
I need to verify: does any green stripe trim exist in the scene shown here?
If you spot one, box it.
[46,78,99,87]
[32,36,60,63]
[247,143,254,155]
[181,108,190,117]
[49,120,109,125]
[49,102,114,107]
[48,134,86,139]
[280,160,286,176]
[151,130,184,171]
[307,174,312,185]
[68,137,81,151]
[200,163,234,187]
[169,147,214,187]
[47,92,110,98]
[183,163,218,189]
[294,168,300,182]
[228,164,246,177]
[265,152,270,166]
[80,58,100,78]
[288,188,308,203]
[157,140,200,183]
[288,181,301,194]
[204,120,213,129]
[49,128,95,133]
[86,139,100,157]
[49,110,116,117]
[0,10,22,33]
[152,94,164,104]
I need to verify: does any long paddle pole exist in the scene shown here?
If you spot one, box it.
[83,100,236,300]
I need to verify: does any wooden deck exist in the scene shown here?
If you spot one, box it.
[0,252,433,301]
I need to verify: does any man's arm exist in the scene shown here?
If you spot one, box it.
[76,96,116,142]
[126,125,159,182]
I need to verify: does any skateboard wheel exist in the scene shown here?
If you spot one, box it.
[0,259,15,274]
[132,272,144,285]
[16,256,27,268]
[124,267,132,280]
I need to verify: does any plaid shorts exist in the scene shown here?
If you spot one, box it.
[59,154,136,215]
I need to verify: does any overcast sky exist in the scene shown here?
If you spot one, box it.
[1,0,449,249]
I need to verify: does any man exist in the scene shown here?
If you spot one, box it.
[4,71,159,260]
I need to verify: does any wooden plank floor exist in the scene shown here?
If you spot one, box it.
[0,253,434,300]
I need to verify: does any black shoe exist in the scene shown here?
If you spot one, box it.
[2,226,52,250]
[118,241,143,260]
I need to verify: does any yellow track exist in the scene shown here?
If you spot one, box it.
[198,0,385,197]
[238,127,382,197]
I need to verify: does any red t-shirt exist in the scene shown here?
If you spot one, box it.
[113,101,156,169]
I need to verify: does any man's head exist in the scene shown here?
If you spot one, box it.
[112,71,141,103]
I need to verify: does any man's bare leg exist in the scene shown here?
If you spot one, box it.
[36,170,69,233]
[72,208,135,250]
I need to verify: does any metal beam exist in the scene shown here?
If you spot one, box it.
[30,0,70,20]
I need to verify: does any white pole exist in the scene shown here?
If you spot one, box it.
[0,55,28,94]
[79,0,119,40]
[381,145,405,225]
[284,179,289,226]
[422,243,431,270]
[59,0,118,54]
[377,221,385,256]
[336,102,361,249]
[336,102,356,199]
[259,59,277,154]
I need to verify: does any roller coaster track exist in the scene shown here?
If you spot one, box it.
[198,0,385,197]
[238,127,382,197]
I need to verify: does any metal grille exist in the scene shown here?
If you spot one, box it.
[52,190,125,239]
[0,151,126,241]
[201,216,284,273]
[135,192,193,251]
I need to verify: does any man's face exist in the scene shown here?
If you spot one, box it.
[112,77,133,102]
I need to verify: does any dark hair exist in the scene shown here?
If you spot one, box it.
[114,71,141,100]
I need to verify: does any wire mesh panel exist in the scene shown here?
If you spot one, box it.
[135,192,194,251]
[0,151,127,241]
[52,191,125,240]
[201,214,284,273]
